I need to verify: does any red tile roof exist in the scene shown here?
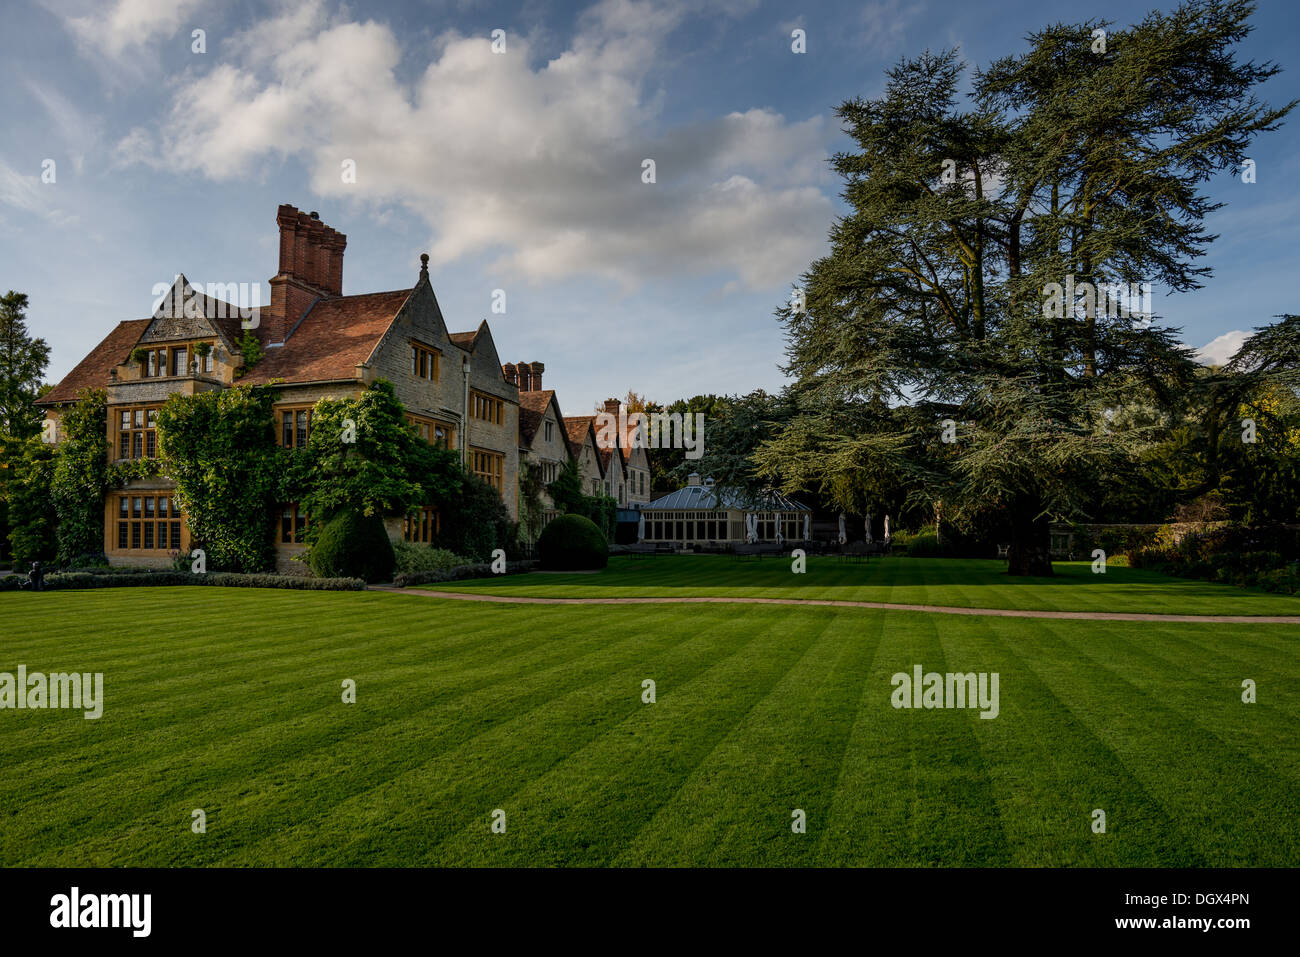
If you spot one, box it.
[518,389,556,446]
[563,415,600,472]
[39,319,152,405]
[239,289,411,385]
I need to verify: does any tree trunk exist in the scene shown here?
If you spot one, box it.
[1007,500,1054,577]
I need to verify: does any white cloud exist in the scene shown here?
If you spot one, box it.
[0,160,45,213]
[22,79,101,174]
[858,0,920,58]
[0,159,78,227]
[61,0,205,61]
[1194,329,1249,366]
[110,0,836,292]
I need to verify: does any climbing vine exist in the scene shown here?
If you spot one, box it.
[157,385,283,571]
[50,388,108,563]
[106,457,164,487]
[233,331,263,378]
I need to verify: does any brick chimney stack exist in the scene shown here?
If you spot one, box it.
[502,362,518,386]
[527,361,544,390]
[515,361,531,391]
[603,398,620,416]
[267,205,347,342]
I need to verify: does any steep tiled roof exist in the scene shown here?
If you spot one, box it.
[240,289,411,385]
[448,330,478,350]
[39,319,151,405]
[563,415,600,471]
[518,390,556,446]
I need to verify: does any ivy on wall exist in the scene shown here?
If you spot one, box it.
[157,385,283,572]
[232,331,263,379]
[26,377,510,572]
[517,460,546,542]
[106,457,164,487]
[50,389,108,563]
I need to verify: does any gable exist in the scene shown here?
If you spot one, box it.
[367,279,453,367]
[142,275,244,349]
[623,443,650,471]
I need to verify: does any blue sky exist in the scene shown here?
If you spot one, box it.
[3,0,1298,409]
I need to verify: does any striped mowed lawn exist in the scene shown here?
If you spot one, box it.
[443,554,1300,616]
[0,575,1295,866]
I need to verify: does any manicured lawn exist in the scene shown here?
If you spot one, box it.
[442,554,1300,616]
[1,585,1296,866]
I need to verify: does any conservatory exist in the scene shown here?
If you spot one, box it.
[639,474,812,545]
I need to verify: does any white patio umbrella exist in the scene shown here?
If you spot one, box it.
[837,512,847,545]
[637,512,645,543]
[746,512,758,543]
[883,514,891,544]
[865,513,872,543]
[803,512,811,541]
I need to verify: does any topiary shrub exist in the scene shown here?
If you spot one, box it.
[536,514,608,571]
[309,509,395,583]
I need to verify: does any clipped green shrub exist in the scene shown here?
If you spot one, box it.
[536,514,608,571]
[1,571,366,591]
[394,560,536,588]
[392,541,470,575]
[309,509,395,583]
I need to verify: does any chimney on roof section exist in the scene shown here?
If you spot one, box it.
[603,398,620,416]
[527,361,544,390]
[502,362,518,386]
[516,362,531,391]
[268,204,347,341]
[272,204,346,295]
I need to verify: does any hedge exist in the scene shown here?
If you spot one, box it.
[394,560,536,588]
[0,572,366,591]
